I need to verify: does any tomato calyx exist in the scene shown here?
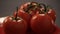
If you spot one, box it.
[12,17,21,21]
[23,2,38,14]
[38,3,54,14]
[37,3,47,14]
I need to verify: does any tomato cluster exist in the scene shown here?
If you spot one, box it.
[0,2,60,34]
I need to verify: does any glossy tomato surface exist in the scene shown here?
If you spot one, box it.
[31,14,56,34]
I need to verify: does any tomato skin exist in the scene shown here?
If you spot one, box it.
[31,14,56,34]
[18,10,31,21]
[53,29,60,34]
[51,25,60,34]
[0,23,5,34]
[3,16,27,34]
[47,9,56,22]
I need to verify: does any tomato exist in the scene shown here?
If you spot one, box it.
[3,16,27,34]
[31,13,56,34]
[3,7,27,34]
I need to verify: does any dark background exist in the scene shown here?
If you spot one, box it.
[0,0,60,27]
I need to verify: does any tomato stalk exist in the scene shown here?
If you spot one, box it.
[15,6,18,21]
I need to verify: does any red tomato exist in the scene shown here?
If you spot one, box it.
[3,16,27,34]
[31,13,56,34]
